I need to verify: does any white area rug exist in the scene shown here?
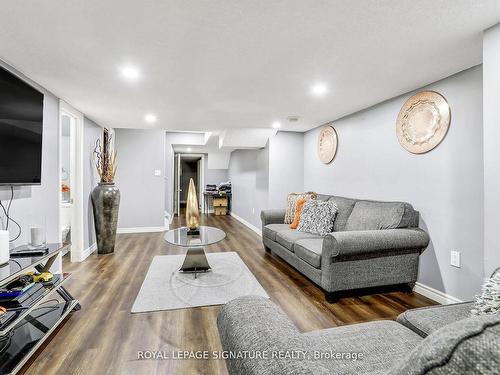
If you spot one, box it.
[131,252,268,312]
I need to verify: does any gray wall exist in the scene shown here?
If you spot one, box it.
[0,61,60,248]
[483,23,500,278]
[303,66,484,301]
[228,132,305,228]
[0,60,106,254]
[114,129,166,228]
[229,147,269,229]
[204,164,229,187]
[83,118,102,248]
[268,132,304,209]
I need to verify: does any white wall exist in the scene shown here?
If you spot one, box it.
[483,23,500,278]
[304,66,484,301]
[60,116,71,186]
[114,129,166,229]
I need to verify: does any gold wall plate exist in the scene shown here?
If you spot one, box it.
[317,125,338,164]
[396,91,451,154]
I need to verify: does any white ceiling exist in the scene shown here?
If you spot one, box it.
[1,1,499,132]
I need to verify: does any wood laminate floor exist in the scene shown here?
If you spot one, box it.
[20,214,436,375]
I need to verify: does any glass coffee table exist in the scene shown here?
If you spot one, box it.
[164,226,226,278]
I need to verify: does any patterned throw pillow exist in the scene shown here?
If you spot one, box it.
[297,200,338,236]
[284,192,317,224]
[471,269,500,316]
[289,198,306,229]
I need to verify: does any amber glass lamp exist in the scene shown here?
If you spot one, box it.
[186,178,200,235]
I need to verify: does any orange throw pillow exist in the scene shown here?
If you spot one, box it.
[290,198,306,229]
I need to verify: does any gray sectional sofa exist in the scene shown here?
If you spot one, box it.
[261,194,430,301]
[218,296,500,375]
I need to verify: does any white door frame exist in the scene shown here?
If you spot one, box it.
[174,153,181,216]
[59,100,84,262]
[173,153,205,215]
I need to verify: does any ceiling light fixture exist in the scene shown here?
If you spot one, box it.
[272,121,281,129]
[187,147,192,152]
[311,83,328,97]
[120,66,140,81]
[145,114,157,123]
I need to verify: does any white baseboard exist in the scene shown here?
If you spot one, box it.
[117,226,167,234]
[81,242,97,260]
[414,282,462,305]
[72,242,97,262]
[229,212,262,236]
[165,211,174,225]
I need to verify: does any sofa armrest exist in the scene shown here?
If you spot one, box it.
[323,228,430,259]
[217,296,329,375]
[260,209,286,226]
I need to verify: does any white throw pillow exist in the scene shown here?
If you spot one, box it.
[297,200,338,236]
[471,269,500,316]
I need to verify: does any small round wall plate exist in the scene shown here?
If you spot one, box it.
[317,125,338,164]
[396,91,451,154]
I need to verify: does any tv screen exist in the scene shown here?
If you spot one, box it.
[0,66,43,185]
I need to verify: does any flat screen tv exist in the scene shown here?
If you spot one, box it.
[0,66,44,185]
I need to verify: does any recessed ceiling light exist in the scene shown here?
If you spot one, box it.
[145,114,157,123]
[120,66,140,81]
[187,147,192,152]
[311,83,328,97]
[272,121,281,129]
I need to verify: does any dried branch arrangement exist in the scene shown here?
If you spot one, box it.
[93,128,117,183]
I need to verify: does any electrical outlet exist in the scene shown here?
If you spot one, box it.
[450,250,461,268]
[154,169,162,177]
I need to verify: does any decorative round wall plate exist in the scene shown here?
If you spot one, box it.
[396,91,451,154]
[317,125,338,164]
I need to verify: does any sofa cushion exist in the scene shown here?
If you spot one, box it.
[389,314,500,375]
[263,224,289,242]
[218,296,331,375]
[344,201,414,231]
[276,229,322,251]
[294,239,323,269]
[305,320,422,375]
[397,302,475,337]
[328,195,358,232]
[316,194,331,201]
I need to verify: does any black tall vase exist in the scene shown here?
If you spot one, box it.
[91,182,120,254]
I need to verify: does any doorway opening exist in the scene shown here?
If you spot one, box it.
[59,101,84,262]
[173,154,204,216]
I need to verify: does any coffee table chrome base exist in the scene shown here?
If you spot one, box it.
[180,247,211,278]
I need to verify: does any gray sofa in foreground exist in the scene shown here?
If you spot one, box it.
[261,194,430,301]
[218,296,500,375]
